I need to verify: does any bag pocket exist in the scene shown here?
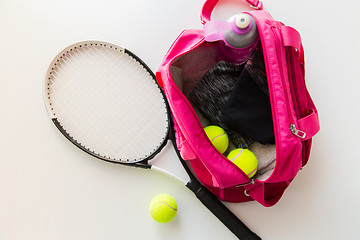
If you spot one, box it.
[284,29,319,166]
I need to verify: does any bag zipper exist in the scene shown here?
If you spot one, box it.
[269,21,303,139]
[290,124,306,139]
[286,45,307,138]
[287,48,302,118]
[270,21,308,167]
[285,37,309,166]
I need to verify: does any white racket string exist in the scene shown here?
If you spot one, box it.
[45,41,169,162]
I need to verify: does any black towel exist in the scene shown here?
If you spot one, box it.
[188,61,254,148]
[222,49,274,144]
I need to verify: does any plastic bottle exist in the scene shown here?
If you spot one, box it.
[204,13,259,64]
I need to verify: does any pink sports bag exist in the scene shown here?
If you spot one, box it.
[156,0,320,207]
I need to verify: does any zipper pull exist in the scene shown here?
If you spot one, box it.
[290,124,306,139]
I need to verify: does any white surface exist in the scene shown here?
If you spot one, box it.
[0,0,359,239]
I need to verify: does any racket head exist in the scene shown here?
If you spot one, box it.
[44,41,170,165]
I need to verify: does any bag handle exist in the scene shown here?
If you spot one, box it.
[201,0,263,24]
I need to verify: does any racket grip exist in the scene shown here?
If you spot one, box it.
[187,180,261,240]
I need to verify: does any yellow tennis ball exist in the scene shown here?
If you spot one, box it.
[204,125,229,154]
[149,194,177,223]
[227,148,258,178]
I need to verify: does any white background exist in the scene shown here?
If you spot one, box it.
[1,0,359,239]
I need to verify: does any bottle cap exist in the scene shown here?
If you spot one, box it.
[235,14,251,29]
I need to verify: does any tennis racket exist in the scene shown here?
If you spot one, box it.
[43,40,261,240]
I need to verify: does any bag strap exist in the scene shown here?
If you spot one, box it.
[297,109,320,141]
[281,26,305,65]
[201,0,263,24]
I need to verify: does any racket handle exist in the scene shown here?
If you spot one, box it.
[187,180,261,240]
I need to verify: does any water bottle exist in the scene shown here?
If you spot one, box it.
[204,13,259,64]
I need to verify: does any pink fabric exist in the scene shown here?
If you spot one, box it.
[297,110,320,141]
[201,0,263,23]
[281,26,301,53]
[156,7,319,207]
[281,26,305,64]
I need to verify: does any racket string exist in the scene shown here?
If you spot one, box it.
[46,42,169,162]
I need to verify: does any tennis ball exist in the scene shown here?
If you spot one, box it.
[204,125,229,153]
[149,194,177,223]
[227,148,258,178]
